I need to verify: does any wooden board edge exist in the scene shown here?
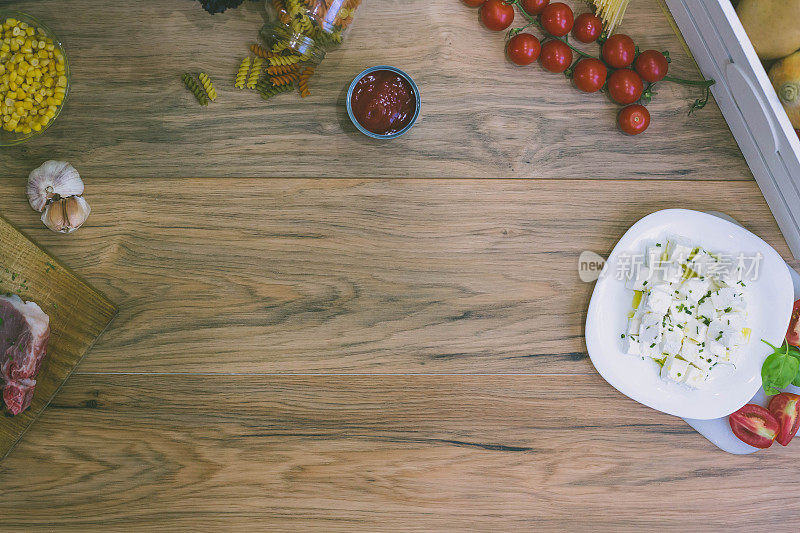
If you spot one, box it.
[0,213,118,460]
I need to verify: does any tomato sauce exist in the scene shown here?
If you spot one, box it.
[350,70,416,136]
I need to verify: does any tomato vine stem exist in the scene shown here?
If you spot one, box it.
[503,0,716,113]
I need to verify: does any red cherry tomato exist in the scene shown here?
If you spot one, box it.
[769,393,800,446]
[462,0,486,6]
[480,0,515,31]
[729,404,779,449]
[519,0,549,15]
[572,58,607,93]
[617,104,650,135]
[602,33,636,68]
[539,40,573,73]
[607,68,644,105]
[506,33,541,66]
[634,49,669,82]
[572,13,602,43]
[539,2,574,37]
[786,299,800,346]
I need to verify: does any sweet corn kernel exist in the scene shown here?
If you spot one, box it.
[0,18,65,136]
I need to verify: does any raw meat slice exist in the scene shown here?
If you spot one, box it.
[0,295,50,415]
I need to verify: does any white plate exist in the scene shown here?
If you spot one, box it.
[586,209,794,420]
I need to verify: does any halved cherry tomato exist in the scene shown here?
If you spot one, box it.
[462,0,486,6]
[506,33,541,66]
[786,299,800,347]
[602,33,636,69]
[607,68,644,105]
[539,2,574,37]
[480,0,515,31]
[539,40,573,73]
[769,393,800,446]
[573,58,607,93]
[729,404,779,449]
[634,49,669,83]
[618,104,650,135]
[519,0,549,15]
[572,13,602,43]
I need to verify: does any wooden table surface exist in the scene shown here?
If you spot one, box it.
[1,1,798,531]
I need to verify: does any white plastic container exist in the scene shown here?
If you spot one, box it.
[665,0,800,258]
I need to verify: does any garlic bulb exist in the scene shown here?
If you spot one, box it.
[41,196,91,234]
[27,161,84,212]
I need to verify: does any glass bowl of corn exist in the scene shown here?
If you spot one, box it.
[0,11,69,146]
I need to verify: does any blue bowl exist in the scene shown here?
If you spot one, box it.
[346,66,421,140]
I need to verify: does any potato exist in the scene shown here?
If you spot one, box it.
[737,0,800,60]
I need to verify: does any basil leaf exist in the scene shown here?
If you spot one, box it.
[788,347,800,387]
[762,350,800,393]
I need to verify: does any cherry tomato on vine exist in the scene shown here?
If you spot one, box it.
[572,58,607,93]
[539,40,573,73]
[480,0,515,31]
[462,0,486,7]
[617,104,650,135]
[519,0,549,15]
[572,13,602,43]
[602,33,636,68]
[607,68,644,105]
[634,49,669,83]
[539,2,574,37]
[506,33,542,66]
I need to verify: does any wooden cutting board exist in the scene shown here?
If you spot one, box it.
[0,214,116,459]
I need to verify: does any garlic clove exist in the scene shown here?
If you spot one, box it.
[41,196,91,234]
[27,161,84,213]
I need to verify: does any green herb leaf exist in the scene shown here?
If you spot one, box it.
[761,340,800,394]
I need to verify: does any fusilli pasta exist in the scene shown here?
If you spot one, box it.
[297,66,314,98]
[250,43,280,59]
[234,57,250,89]
[198,72,217,101]
[247,57,264,89]
[182,73,209,106]
[267,55,302,67]
[256,78,293,100]
[270,72,300,86]
[266,64,299,76]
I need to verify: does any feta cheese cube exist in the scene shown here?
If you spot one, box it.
[706,340,727,358]
[687,348,717,373]
[718,263,745,286]
[639,313,663,347]
[722,347,742,364]
[661,355,690,382]
[685,318,708,342]
[696,299,717,321]
[708,318,745,350]
[718,311,746,331]
[667,239,694,264]
[645,289,671,314]
[627,313,643,335]
[625,266,653,291]
[661,329,683,356]
[680,277,711,303]
[687,250,718,278]
[721,327,746,349]
[684,366,709,388]
[646,244,665,268]
[624,335,640,355]
[711,287,746,312]
[659,262,685,283]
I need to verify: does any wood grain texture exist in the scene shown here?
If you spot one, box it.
[0,178,790,375]
[1,374,798,531]
[0,216,116,459]
[0,0,750,179]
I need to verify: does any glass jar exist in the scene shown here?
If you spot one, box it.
[262,0,362,62]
